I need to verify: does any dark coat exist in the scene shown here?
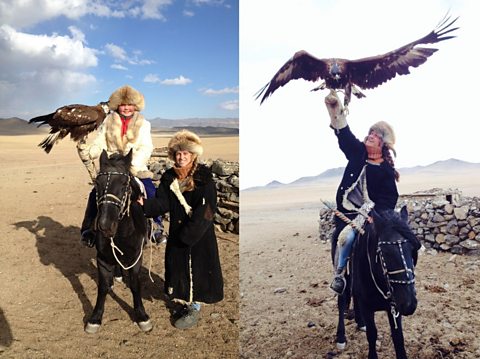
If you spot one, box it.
[143,164,224,304]
[334,126,398,214]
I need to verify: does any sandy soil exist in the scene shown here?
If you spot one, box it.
[240,178,480,359]
[0,134,239,359]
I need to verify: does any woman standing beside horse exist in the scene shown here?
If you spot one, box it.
[140,130,224,330]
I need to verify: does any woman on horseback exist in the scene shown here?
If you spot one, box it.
[80,85,166,246]
[325,90,400,295]
[140,130,224,329]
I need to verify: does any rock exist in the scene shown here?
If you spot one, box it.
[459,239,480,250]
[454,206,468,220]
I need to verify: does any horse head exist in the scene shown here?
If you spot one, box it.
[95,150,133,238]
[370,206,421,316]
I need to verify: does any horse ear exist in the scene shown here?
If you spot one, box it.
[400,205,408,222]
[100,150,108,165]
[126,148,133,163]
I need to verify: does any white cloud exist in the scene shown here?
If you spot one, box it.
[140,0,173,20]
[201,86,238,95]
[0,24,98,118]
[144,74,192,85]
[104,43,154,66]
[161,75,192,85]
[111,64,128,70]
[0,0,175,28]
[220,99,238,111]
[144,73,162,83]
[183,10,195,17]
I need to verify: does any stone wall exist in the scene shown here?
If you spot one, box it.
[318,188,480,255]
[148,148,239,234]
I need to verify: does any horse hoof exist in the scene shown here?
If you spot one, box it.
[85,322,100,334]
[138,319,153,332]
[357,325,367,332]
[336,342,346,350]
[114,276,123,283]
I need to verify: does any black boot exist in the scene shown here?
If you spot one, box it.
[81,189,97,248]
[330,267,346,295]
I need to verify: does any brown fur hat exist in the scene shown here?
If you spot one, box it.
[369,121,396,153]
[168,130,203,161]
[108,85,145,111]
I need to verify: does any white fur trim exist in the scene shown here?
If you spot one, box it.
[170,179,192,216]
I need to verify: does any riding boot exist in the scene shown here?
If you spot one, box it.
[330,267,347,295]
[81,189,97,248]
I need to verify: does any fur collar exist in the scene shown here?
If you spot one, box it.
[162,163,212,186]
[104,111,145,154]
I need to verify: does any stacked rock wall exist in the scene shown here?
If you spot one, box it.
[318,189,480,255]
[148,149,239,234]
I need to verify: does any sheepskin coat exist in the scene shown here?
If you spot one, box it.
[143,164,224,304]
[89,111,153,178]
[334,125,398,214]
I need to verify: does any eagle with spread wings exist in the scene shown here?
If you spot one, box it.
[29,102,110,181]
[29,102,110,153]
[256,14,459,110]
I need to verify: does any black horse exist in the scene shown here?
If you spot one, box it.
[352,207,421,359]
[85,150,152,334]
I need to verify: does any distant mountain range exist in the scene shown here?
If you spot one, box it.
[248,159,480,190]
[0,116,239,136]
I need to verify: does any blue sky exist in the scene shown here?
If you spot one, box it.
[0,0,238,120]
[240,0,480,189]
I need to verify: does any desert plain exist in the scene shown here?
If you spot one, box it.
[0,132,238,359]
[240,169,480,358]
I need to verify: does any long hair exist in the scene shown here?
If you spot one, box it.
[382,145,400,182]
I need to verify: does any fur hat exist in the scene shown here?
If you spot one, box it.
[108,85,145,111]
[168,130,203,161]
[369,121,396,153]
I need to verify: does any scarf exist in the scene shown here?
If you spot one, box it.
[120,115,133,136]
[365,143,383,163]
[173,162,194,192]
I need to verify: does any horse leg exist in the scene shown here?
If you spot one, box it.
[335,293,347,350]
[387,313,408,359]
[128,260,152,332]
[85,257,113,334]
[353,294,365,330]
[362,309,379,359]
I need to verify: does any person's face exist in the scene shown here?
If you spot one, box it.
[365,130,383,148]
[175,150,193,168]
[118,104,135,117]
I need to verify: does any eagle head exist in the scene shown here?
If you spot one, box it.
[99,101,110,114]
[329,61,341,80]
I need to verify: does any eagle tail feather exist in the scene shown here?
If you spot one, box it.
[38,132,65,154]
[28,113,54,127]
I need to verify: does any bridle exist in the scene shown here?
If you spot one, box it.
[95,171,132,221]
[366,231,416,329]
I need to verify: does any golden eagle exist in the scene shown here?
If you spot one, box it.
[256,14,459,110]
[29,102,110,153]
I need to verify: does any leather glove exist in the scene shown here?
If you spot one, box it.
[324,90,347,130]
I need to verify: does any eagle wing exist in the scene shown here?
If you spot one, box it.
[348,15,459,90]
[256,50,328,104]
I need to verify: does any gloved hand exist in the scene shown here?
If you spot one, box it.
[324,90,347,130]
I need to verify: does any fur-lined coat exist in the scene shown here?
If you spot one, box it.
[89,111,153,178]
[335,125,398,214]
[143,164,224,304]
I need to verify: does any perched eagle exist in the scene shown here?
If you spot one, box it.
[29,102,110,153]
[256,14,459,110]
